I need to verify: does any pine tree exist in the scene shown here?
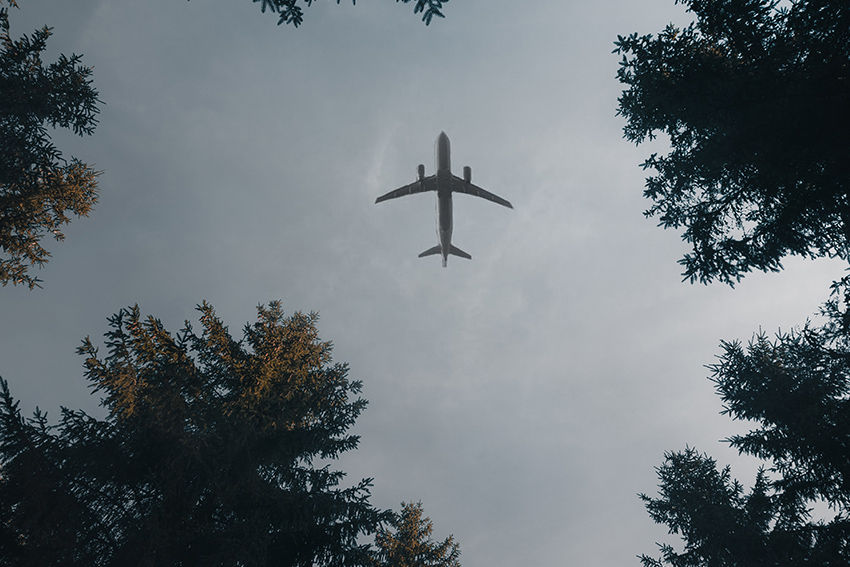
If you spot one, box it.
[639,280,850,566]
[0,0,100,288]
[372,502,461,567]
[0,301,391,566]
[615,0,850,285]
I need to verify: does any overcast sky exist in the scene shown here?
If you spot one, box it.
[1,1,846,565]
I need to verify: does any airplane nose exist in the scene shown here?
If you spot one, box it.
[435,132,451,171]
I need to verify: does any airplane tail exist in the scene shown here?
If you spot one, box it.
[449,245,471,260]
[419,244,471,267]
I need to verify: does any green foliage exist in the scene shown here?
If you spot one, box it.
[372,502,461,567]
[640,448,850,566]
[713,333,850,510]
[615,0,850,285]
[0,1,100,288]
[0,301,391,566]
[641,450,787,566]
[247,0,448,27]
[640,281,850,566]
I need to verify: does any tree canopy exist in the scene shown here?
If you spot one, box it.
[372,502,461,567]
[639,280,850,566]
[245,0,449,27]
[0,1,100,289]
[0,301,391,566]
[615,0,850,285]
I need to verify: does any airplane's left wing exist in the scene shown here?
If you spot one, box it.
[451,176,513,209]
[375,176,437,203]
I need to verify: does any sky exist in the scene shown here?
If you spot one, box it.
[1,1,847,565]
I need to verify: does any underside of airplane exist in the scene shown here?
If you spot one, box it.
[376,132,513,267]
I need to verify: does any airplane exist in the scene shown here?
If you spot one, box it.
[375,132,513,267]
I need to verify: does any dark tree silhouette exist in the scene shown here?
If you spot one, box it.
[0,0,100,289]
[372,502,461,567]
[0,301,391,567]
[615,0,850,285]
[640,280,850,566]
[241,0,448,27]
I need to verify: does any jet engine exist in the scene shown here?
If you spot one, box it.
[418,164,425,180]
[463,166,471,184]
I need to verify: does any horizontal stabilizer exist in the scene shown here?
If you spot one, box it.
[418,245,442,258]
[449,245,472,260]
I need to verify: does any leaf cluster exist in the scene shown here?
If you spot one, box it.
[0,301,390,566]
[249,0,448,27]
[0,2,100,288]
[615,0,850,285]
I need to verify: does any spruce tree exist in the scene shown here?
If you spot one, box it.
[0,0,100,288]
[639,280,850,566]
[0,301,390,566]
[372,502,461,567]
[615,0,850,285]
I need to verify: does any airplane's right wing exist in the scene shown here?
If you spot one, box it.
[375,176,437,203]
[451,176,513,209]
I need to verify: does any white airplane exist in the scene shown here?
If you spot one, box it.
[375,132,513,267]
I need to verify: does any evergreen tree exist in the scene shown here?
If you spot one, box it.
[372,502,461,567]
[0,0,100,289]
[640,280,850,566]
[617,3,850,563]
[237,0,448,28]
[0,301,391,566]
[615,0,850,285]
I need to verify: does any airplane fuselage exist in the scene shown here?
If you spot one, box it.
[435,132,453,267]
[374,131,512,267]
